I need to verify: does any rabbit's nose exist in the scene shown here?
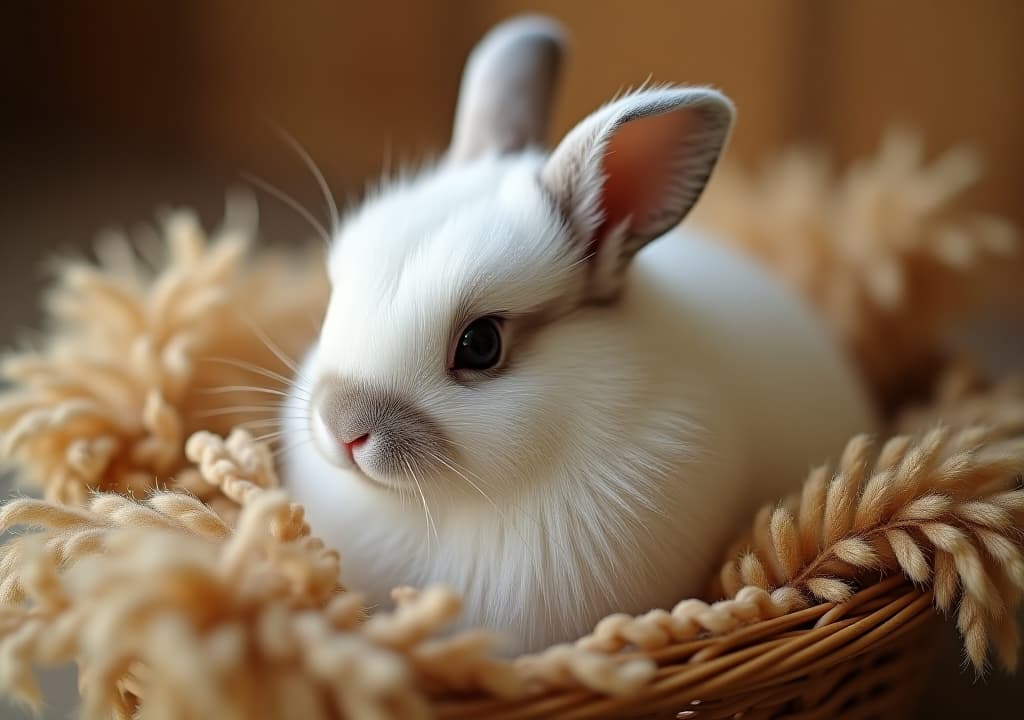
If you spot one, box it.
[315,377,455,480]
[340,433,369,461]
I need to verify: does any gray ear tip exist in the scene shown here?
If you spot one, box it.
[691,87,737,128]
[450,14,567,163]
[477,14,568,55]
[624,85,736,131]
[697,87,736,114]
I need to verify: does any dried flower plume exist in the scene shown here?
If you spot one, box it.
[693,129,1020,405]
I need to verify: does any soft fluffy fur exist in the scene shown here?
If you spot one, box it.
[282,16,874,653]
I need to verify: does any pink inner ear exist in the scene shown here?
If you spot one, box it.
[597,109,698,240]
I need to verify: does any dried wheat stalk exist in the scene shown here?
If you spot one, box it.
[714,414,1024,672]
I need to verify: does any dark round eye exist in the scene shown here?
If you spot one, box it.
[453,317,502,371]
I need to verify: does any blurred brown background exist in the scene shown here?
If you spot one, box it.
[1,1,1021,717]
[3,1,1023,235]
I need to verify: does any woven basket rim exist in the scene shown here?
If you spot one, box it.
[433,576,935,719]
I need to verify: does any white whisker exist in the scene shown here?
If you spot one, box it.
[202,385,308,400]
[195,406,292,419]
[270,123,341,236]
[240,315,307,378]
[240,172,330,246]
[238,418,295,430]
[196,399,298,412]
[431,453,496,509]
[195,411,305,421]
[406,459,439,560]
[272,437,311,460]
[430,445,544,531]
[204,357,296,389]
[427,451,541,576]
[252,430,292,444]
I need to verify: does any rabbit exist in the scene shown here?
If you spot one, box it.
[280,15,876,655]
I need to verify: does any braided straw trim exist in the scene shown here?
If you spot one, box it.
[182,429,308,539]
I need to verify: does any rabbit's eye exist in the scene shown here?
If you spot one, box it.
[452,317,502,371]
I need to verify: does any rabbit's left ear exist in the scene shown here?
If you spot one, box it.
[542,87,734,300]
[448,15,566,163]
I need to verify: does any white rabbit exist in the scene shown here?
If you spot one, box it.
[281,15,875,654]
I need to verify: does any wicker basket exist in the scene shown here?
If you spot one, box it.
[436,577,937,719]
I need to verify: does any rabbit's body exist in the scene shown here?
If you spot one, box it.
[281,16,874,654]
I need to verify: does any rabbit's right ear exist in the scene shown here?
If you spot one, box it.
[448,15,566,164]
[542,87,734,301]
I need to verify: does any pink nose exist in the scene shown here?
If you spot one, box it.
[341,433,369,460]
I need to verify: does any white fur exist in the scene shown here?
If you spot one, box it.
[281,148,875,654]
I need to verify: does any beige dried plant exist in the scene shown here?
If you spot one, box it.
[693,129,1020,404]
[0,194,328,505]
